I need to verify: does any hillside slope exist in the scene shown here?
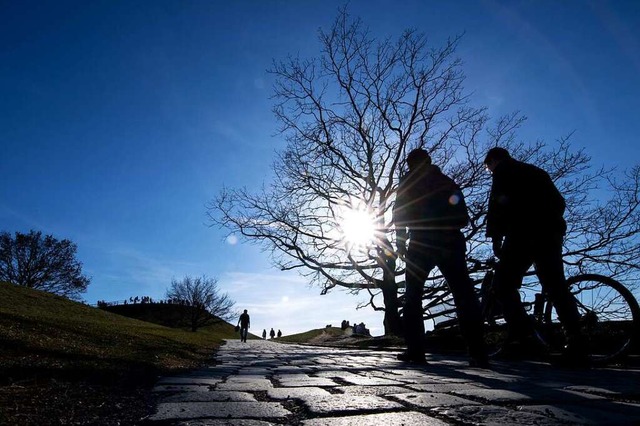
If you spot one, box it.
[0,282,236,425]
[277,326,404,349]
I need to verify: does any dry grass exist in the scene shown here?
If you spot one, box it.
[0,282,237,425]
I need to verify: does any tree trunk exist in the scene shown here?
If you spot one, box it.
[381,267,402,336]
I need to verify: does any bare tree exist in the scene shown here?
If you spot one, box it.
[209,9,640,335]
[166,275,235,332]
[0,230,90,300]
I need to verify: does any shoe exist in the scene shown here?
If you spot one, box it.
[469,356,490,369]
[397,351,429,365]
[552,337,591,369]
[468,344,490,368]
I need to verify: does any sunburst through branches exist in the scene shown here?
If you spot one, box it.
[339,207,376,247]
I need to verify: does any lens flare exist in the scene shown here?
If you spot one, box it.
[341,208,376,246]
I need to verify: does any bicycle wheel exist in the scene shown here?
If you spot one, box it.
[545,274,640,365]
[482,312,509,357]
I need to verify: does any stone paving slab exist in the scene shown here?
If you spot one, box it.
[149,401,291,421]
[406,382,489,393]
[298,394,403,414]
[215,378,274,392]
[452,384,613,405]
[272,366,314,374]
[450,388,541,404]
[434,404,566,425]
[175,420,276,426]
[274,374,338,387]
[390,391,481,408]
[159,391,257,403]
[333,374,403,386]
[266,386,332,400]
[145,339,640,425]
[334,385,412,396]
[301,411,449,425]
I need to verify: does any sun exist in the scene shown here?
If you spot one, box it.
[341,208,376,246]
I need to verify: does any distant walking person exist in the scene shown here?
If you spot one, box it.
[270,328,275,339]
[237,310,250,343]
[393,149,488,367]
[277,329,282,338]
[262,329,267,339]
[484,147,587,365]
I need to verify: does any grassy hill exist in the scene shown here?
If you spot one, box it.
[0,282,238,425]
[277,326,405,349]
[101,302,231,330]
[276,326,346,343]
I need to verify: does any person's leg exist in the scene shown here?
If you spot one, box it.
[402,238,433,361]
[436,234,487,364]
[533,235,581,336]
[533,235,589,366]
[494,237,536,340]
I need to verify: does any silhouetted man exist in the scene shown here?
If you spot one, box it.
[270,328,275,339]
[237,309,250,342]
[484,147,587,365]
[394,149,488,367]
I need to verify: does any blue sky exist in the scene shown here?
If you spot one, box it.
[2,0,639,336]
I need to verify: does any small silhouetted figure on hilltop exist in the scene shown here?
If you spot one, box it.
[277,329,282,338]
[353,322,371,336]
[237,309,250,343]
[270,328,275,339]
[262,329,267,339]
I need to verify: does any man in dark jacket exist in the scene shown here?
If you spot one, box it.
[394,149,488,367]
[237,309,250,343]
[484,147,586,363]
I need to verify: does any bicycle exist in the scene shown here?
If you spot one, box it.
[478,258,640,366]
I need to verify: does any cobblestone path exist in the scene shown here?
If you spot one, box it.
[146,339,640,425]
